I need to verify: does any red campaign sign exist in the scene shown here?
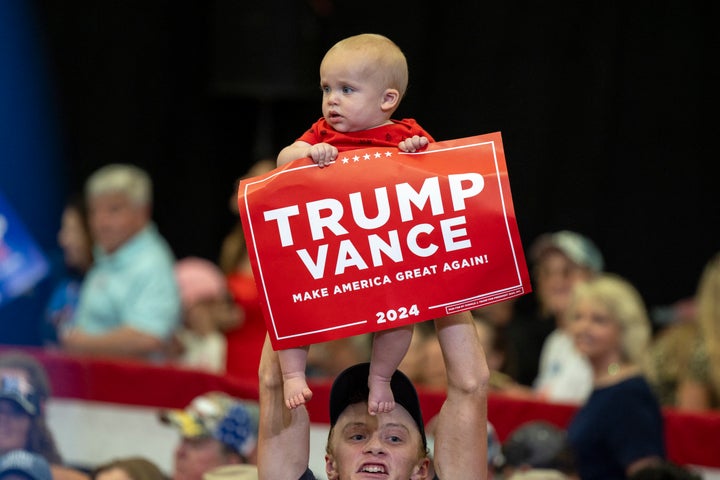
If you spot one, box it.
[238,132,532,350]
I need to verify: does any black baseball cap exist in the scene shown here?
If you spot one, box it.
[329,363,427,449]
[502,421,568,469]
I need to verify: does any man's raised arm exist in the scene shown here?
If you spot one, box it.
[433,311,490,480]
[257,335,311,480]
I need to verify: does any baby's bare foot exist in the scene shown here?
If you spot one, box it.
[283,375,313,409]
[368,376,395,415]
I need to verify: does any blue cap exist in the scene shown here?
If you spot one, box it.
[0,450,52,480]
[0,375,39,416]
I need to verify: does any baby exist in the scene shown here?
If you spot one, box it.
[276,33,431,415]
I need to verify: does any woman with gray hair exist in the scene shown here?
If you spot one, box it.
[566,274,665,480]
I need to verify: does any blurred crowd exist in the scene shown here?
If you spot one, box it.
[0,349,261,480]
[1,160,718,479]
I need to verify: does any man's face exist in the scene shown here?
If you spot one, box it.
[325,402,428,480]
[172,436,237,480]
[88,192,147,254]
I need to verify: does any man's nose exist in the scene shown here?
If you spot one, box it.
[363,434,386,455]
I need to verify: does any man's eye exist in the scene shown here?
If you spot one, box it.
[350,434,365,441]
[387,435,402,443]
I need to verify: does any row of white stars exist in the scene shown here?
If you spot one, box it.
[339,150,394,164]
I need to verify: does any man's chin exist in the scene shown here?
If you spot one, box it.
[97,240,122,254]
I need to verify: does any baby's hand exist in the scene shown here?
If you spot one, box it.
[398,135,429,153]
[308,142,338,168]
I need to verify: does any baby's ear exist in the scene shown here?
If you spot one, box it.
[381,88,400,112]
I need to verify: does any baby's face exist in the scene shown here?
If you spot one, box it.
[319,51,393,133]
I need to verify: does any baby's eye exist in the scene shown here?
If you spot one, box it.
[342,86,354,94]
[321,86,331,94]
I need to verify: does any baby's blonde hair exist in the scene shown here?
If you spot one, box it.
[324,33,409,98]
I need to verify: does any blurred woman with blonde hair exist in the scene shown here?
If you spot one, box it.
[676,252,720,410]
[566,274,665,480]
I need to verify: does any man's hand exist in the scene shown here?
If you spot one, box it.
[399,135,429,152]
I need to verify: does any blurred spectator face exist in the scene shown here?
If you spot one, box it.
[535,250,593,318]
[0,399,31,453]
[474,299,517,328]
[0,368,28,382]
[397,331,427,383]
[230,159,276,215]
[89,193,147,254]
[421,339,447,390]
[0,368,34,454]
[570,297,620,362]
[58,205,92,271]
[184,300,222,336]
[475,319,505,372]
[183,299,240,336]
[172,437,236,480]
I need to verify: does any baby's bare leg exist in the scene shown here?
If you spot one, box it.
[278,346,313,409]
[368,325,414,415]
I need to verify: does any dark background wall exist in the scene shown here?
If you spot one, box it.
[1,0,716,343]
